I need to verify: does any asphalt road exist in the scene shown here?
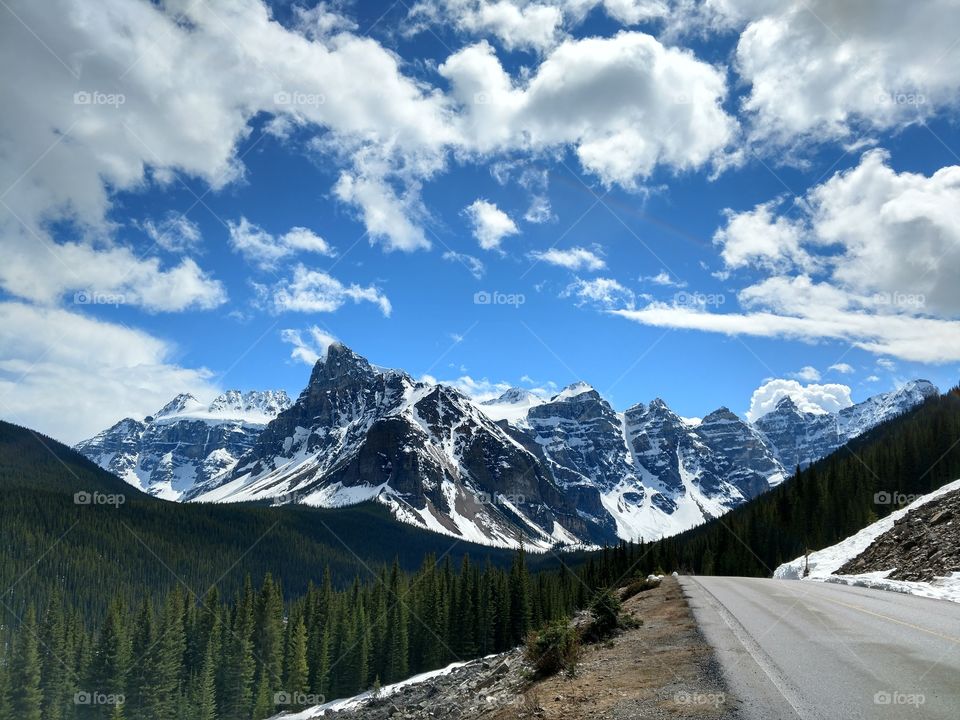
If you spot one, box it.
[680,576,960,719]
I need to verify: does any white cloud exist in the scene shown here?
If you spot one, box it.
[0,227,226,312]
[713,200,810,272]
[451,1,565,51]
[524,195,555,223]
[746,378,853,422]
[829,362,854,374]
[280,326,339,365]
[614,300,960,364]
[529,246,605,271]
[790,366,821,382]
[619,152,960,363]
[464,199,519,251]
[876,358,896,371]
[140,214,203,253]
[439,32,737,186]
[333,170,431,252]
[715,0,960,143]
[0,302,218,444]
[228,217,334,269]
[563,276,635,309]
[642,270,685,287]
[271,265,392,317]
[0,0,453,271]
[442,251,486,279]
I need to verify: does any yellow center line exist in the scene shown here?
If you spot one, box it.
[812,594,960,645]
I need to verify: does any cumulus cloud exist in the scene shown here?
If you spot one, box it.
[464,199,519,251]
[409,1,670,51]
[829,362,854,374]
[228,217,334,269]
[280,326,339,365]
[746,378,853,422]
[563,277,635,309]
[271,265,392,317]
[618,152,960,363]
[715,0,960,143]
[0,229,226,312]
[790,366,821,382]
[528,246,605,271]
[0,302,218,444]
[439,32,737,186]
[642,270,685,287]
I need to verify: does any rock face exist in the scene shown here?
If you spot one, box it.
[193,344,597,549]
[74,390,292,500]
[77,344,938,547]
[755,380,939,472]
[837,488,960,582]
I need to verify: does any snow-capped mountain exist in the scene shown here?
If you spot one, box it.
[74,390,292,500]
[191,344,596,550]
[755,380,939,471]
[76,344,939,548]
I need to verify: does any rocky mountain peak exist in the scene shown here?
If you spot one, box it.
[154,393,202,418]
[553,381,596,402]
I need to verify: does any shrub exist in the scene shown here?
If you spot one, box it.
[588,588,622,639]
[524,619,580,677]
[621,575,661,601]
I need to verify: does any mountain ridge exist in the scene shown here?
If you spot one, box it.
[75,344,939,547]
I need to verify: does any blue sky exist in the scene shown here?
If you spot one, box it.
[2,0,959,443]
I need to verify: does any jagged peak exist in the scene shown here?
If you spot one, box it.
[308,342,375,384]
[484,387,538,405]
[552,381,595,402]
[154,393,202,418]
[700,406,742,424]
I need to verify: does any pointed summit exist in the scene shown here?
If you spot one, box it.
[308,342,375,385]
[553,381,595,402]
[154,393,202,419]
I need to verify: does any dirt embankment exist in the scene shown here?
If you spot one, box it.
[305,577,735,720]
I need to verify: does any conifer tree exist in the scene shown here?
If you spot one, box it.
[11,605,43,720]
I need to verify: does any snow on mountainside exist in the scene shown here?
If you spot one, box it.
[74,390,292,500]
[76,343,938,548]
[192,344,595,550]
[755,380,939,471]
[775,478,960,604]
[479,387,545,423]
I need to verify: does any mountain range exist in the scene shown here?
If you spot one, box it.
[76,344,938,548]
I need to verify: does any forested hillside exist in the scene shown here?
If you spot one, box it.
[0,421,567,624]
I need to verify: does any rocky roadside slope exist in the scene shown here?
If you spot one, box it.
[278,577,736,720]
[837,487,960,582]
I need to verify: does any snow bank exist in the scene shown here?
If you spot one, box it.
[774,478,960,604]
[272,656,495,719]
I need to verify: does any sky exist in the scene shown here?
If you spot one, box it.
[1,0,960,444]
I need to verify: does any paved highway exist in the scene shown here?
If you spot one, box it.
[681,576,960,719]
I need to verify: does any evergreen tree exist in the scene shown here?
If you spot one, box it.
[11,605,43,720]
